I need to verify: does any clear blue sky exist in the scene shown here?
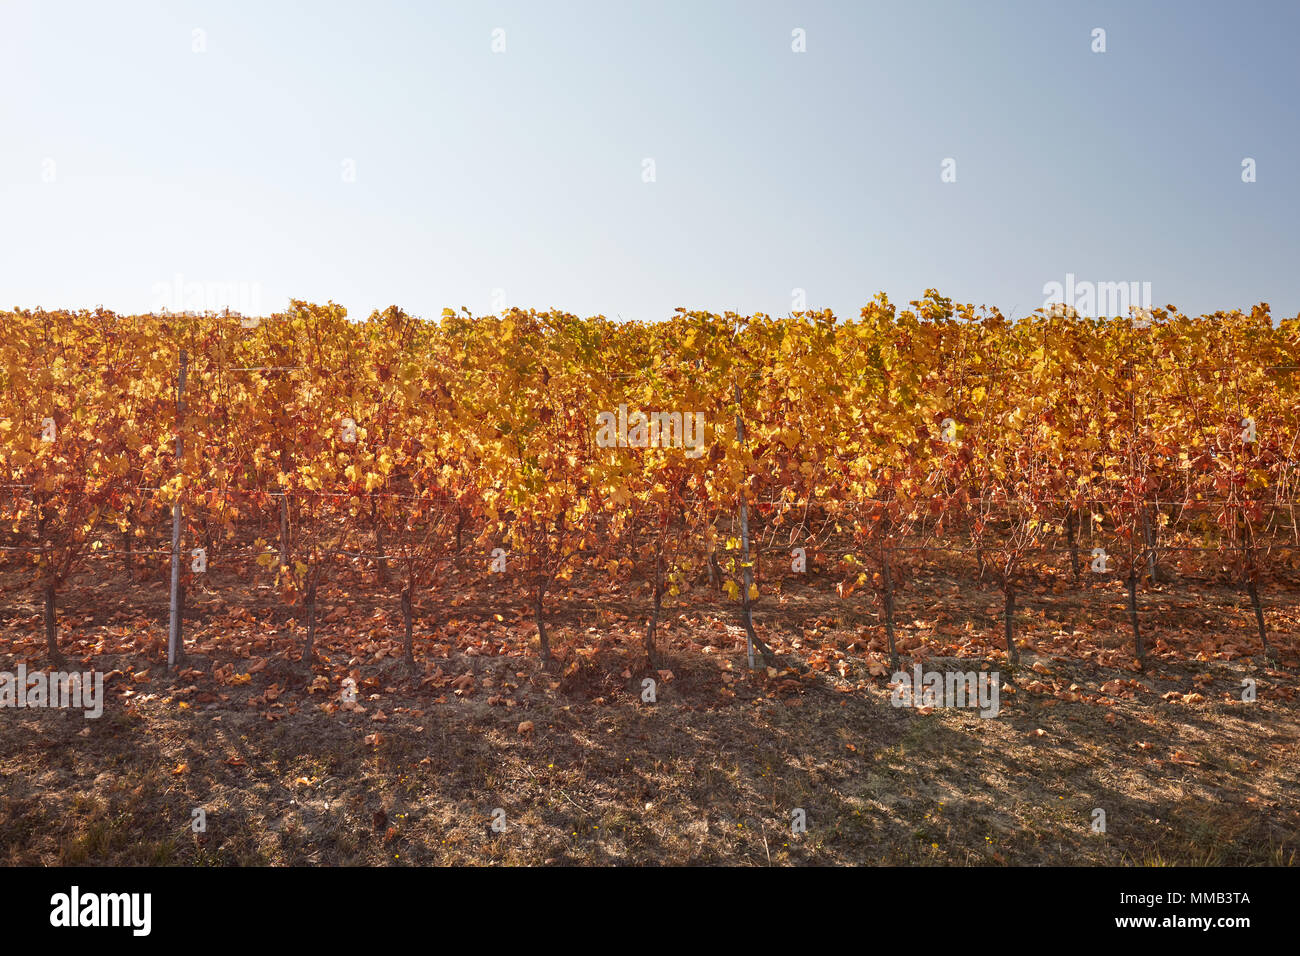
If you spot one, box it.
[2,0,1296,322]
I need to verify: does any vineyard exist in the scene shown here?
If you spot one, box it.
[2,294,1298,865]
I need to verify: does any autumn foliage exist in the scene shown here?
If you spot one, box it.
[2,295,1297,668]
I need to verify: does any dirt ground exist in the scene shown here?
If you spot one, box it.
[1,557,1297,866]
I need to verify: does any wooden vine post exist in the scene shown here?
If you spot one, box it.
[734,383,758,669]
[732,382,775,669]
[167,349,188,671]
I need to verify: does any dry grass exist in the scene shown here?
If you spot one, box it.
[1,560,1297,866]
